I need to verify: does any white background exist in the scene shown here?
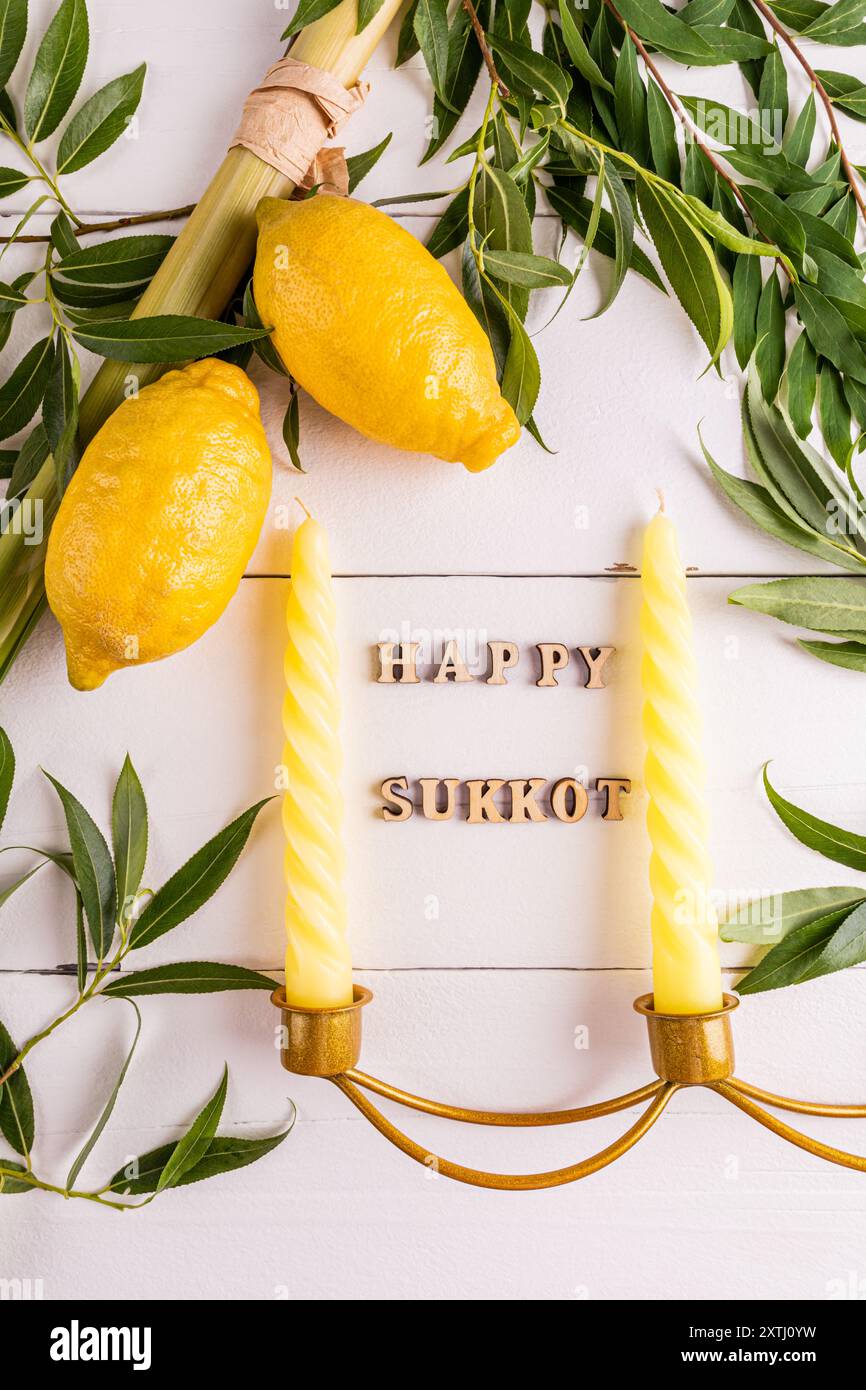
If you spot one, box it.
[3,0,866,1302]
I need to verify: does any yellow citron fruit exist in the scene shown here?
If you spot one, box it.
[45,358,271,691]
[253,195,520,472]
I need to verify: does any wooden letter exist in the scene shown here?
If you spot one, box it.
[536,643,570,687]
[577,645,615,689]
[487,641,520,685]
[381,777,413,821]
[596,777,631,821]
[434,638,474,683]
[550,778,589,823]
[466,779,506,823]
[377,642,421,684]
[508,779,548,823]
[419,778,460,821]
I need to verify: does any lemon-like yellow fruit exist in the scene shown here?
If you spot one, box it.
[253,195,520,472]
[45,358,271,691]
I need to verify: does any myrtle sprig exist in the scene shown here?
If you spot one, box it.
[0,730,290,1207]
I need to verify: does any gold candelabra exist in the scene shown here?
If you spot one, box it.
[271,986,866,1191]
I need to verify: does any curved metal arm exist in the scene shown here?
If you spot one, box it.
[342,1068,663,1127]
[331,1074,678,1190]
[729,1077,866,1119]
[716,1080,866,1173]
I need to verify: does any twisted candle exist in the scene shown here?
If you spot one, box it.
[282,513,353,1008]
[639,505,723,1015]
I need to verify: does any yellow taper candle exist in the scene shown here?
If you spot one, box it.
[639,500,723,1015]
[282,511,353,1008]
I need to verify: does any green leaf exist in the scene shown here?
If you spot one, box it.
[71,315,269,363]
[66,1000,141,1190]
[613,0,714,59]
[739,185,808,276]
[103,961,277,998]
[680,194,791,270]
[0,0,26,90]
[475,163,533,319]
[678,94,775,150]
[805,0,866,37]
[414,0,450,104]
[488,34,571,114]
[744,364,859,538]
[819,359,853,467]
[484,247,571,288]
[0,334,53,441]
[56,234,175,286]
[784,90,817,165]
[242,280,289,378]
[57,63,145,173]
[803,900,866,979]
[762,762,866,869]
[813,248,866,335]
[594,156,634,317]
[635,174,732,363]
[156,1065,228,1192]
[795,282,866,385]
[785,330,818,438]
[43,333,80,493]
[0,726,12,831]
[422,1,485,162]
[733,254,761,368]
[755,272,786,402]
[686,26,773,63]
[614,33,649,165]
[731,577,866,640]
[737,910,851,992]
[396,0,420,65]
[798,637,866,668]
[462,241,509,377]
[346,132,391,192]
[547,183,665,291]
[496,293,540,424]
[813,68,866,121]
[647,79,679,185]
[701,428,857,566]
[559,0,614,93]
[732,0,772,92]
[758,41,788,135]
[796,208,860,268]
[0,1019,33,1155]
[24,0,88,143]
[112,754,147,918]
[50,210,78,259]
[426,187,469,258]
[129,798,273,951]
[681,0,737,21]
[0,1161,33,1194]
[109,1129,291,1196]
[720,885,866,942]
[356,0,385,31]
[0,165,28,199]
[282,0,343,39]
[43,770,115,961]
[282,385,302,473]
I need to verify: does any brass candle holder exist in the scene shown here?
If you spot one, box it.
[271,986,866,1191]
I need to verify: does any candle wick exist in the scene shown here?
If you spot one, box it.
[655,488,666,514]
[294,496,312,521]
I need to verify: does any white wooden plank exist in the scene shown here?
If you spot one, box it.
[3,576,865,971]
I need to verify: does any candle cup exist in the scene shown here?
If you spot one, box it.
[634,993,738,1084]
[272,984,373,1076]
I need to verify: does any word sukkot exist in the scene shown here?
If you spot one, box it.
[376,638,630,823]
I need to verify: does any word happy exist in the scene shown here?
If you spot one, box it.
[375,639,630,825]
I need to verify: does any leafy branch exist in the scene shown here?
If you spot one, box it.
[0,728,289,1207]
[720,764,866,993]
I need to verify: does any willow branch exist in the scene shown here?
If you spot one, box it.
[0,203,195,245]
[748,0,866,228]
[463,0,509,97]
[602,0,794,280]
